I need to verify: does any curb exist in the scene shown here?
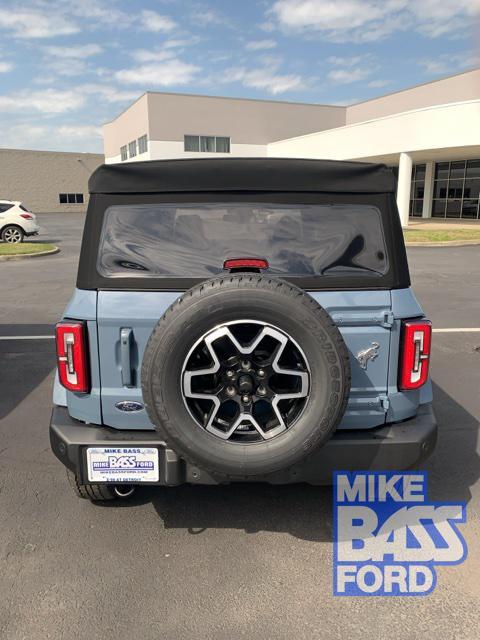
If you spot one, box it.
[405,240,480,247]
[0,246,60,262]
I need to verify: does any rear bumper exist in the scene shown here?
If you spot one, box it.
[50,404,437,486]
[21,221,39,235]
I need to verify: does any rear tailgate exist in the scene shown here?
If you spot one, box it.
[96,289,393,431]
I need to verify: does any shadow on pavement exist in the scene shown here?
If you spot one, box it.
[100,381,480,542]
[138,483,332,542]
[427,381,480,505]
[0,325,55,421]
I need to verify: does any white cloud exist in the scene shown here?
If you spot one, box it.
[190,7,228,27]
[140,10,176,33]
[259,21,276,32]
[44,44,103,59]
[0,8,78,38]
[272,0,389,32]
[67,0,133,28]
[246,39,277,51]
[419,59,453,76]
[327,54,377,85]
[327,55,363,67]
[228,66,303,94]
[46,59,90,77]
[418,52,480,77]
[41,44,104,78]
[367,79,390,88]
[56,124,102,139]
[0,89,85,114]
[411,0,480,37]
[225,51,304,95]
[131,38,203,64]
[270,0,480,41]
[115,60,201,86]
[0,122,103,152]
[0,61,13,73]
[328,67,373,84]
[163,37,203,49]
[131,49,175,63]
[80,84,140,103]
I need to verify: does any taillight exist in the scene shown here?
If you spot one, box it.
[224,257,269,270]
[399,319,432,390]
[55,322,90,393]
[20,213,33,220]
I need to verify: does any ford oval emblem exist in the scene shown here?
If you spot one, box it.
[115,401,144,412]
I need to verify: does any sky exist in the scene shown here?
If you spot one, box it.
[0,0,478,154]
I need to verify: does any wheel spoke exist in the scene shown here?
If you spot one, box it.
[206,413,287,441]
[271,334,310,393]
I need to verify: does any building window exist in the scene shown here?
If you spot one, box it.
[138,134,148,154]
[200,136,215,153]
[184,135,231,153]
[120,145,128,161]
[128,140,137,158]
[432,159,480,220]
[409,164,426,218]
[184,135,200,152]
[59,193,84,204]
[215,137,230,153]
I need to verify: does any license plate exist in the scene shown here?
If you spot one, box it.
[86,447,159,483]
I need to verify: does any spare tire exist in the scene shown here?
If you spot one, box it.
[142,275,350,478]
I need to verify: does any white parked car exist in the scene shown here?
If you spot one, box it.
[0,200,40,243]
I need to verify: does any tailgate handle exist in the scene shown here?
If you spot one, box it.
[120,328,133,387]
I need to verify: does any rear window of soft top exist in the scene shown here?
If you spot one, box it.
[97,202,388,279]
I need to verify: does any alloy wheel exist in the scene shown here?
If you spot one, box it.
[182,320,310,442]
[3,227,22,243]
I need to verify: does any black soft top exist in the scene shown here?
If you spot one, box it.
[89,157,396,195]
[79,158,409,291]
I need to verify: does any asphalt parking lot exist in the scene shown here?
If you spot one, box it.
[1,212,479,639]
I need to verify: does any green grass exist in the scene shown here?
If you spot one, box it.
[0,242,56,256]
[404,229,480,243]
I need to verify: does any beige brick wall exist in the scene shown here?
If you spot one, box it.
[0,148,104,213]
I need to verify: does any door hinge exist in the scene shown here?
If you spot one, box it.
[379,395,390,411]
[381,311,394,329]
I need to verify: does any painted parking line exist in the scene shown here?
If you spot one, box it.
[432,328,480,333]
[1,328,480,341]
[0,335,54,340]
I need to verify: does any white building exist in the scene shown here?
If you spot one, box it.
[103,68,480,226]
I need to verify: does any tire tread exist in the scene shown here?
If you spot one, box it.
[66,470,117,501]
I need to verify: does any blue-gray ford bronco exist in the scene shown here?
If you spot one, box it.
[50,158,437,501]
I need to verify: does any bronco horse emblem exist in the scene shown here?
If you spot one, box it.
[356,342,380,370]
